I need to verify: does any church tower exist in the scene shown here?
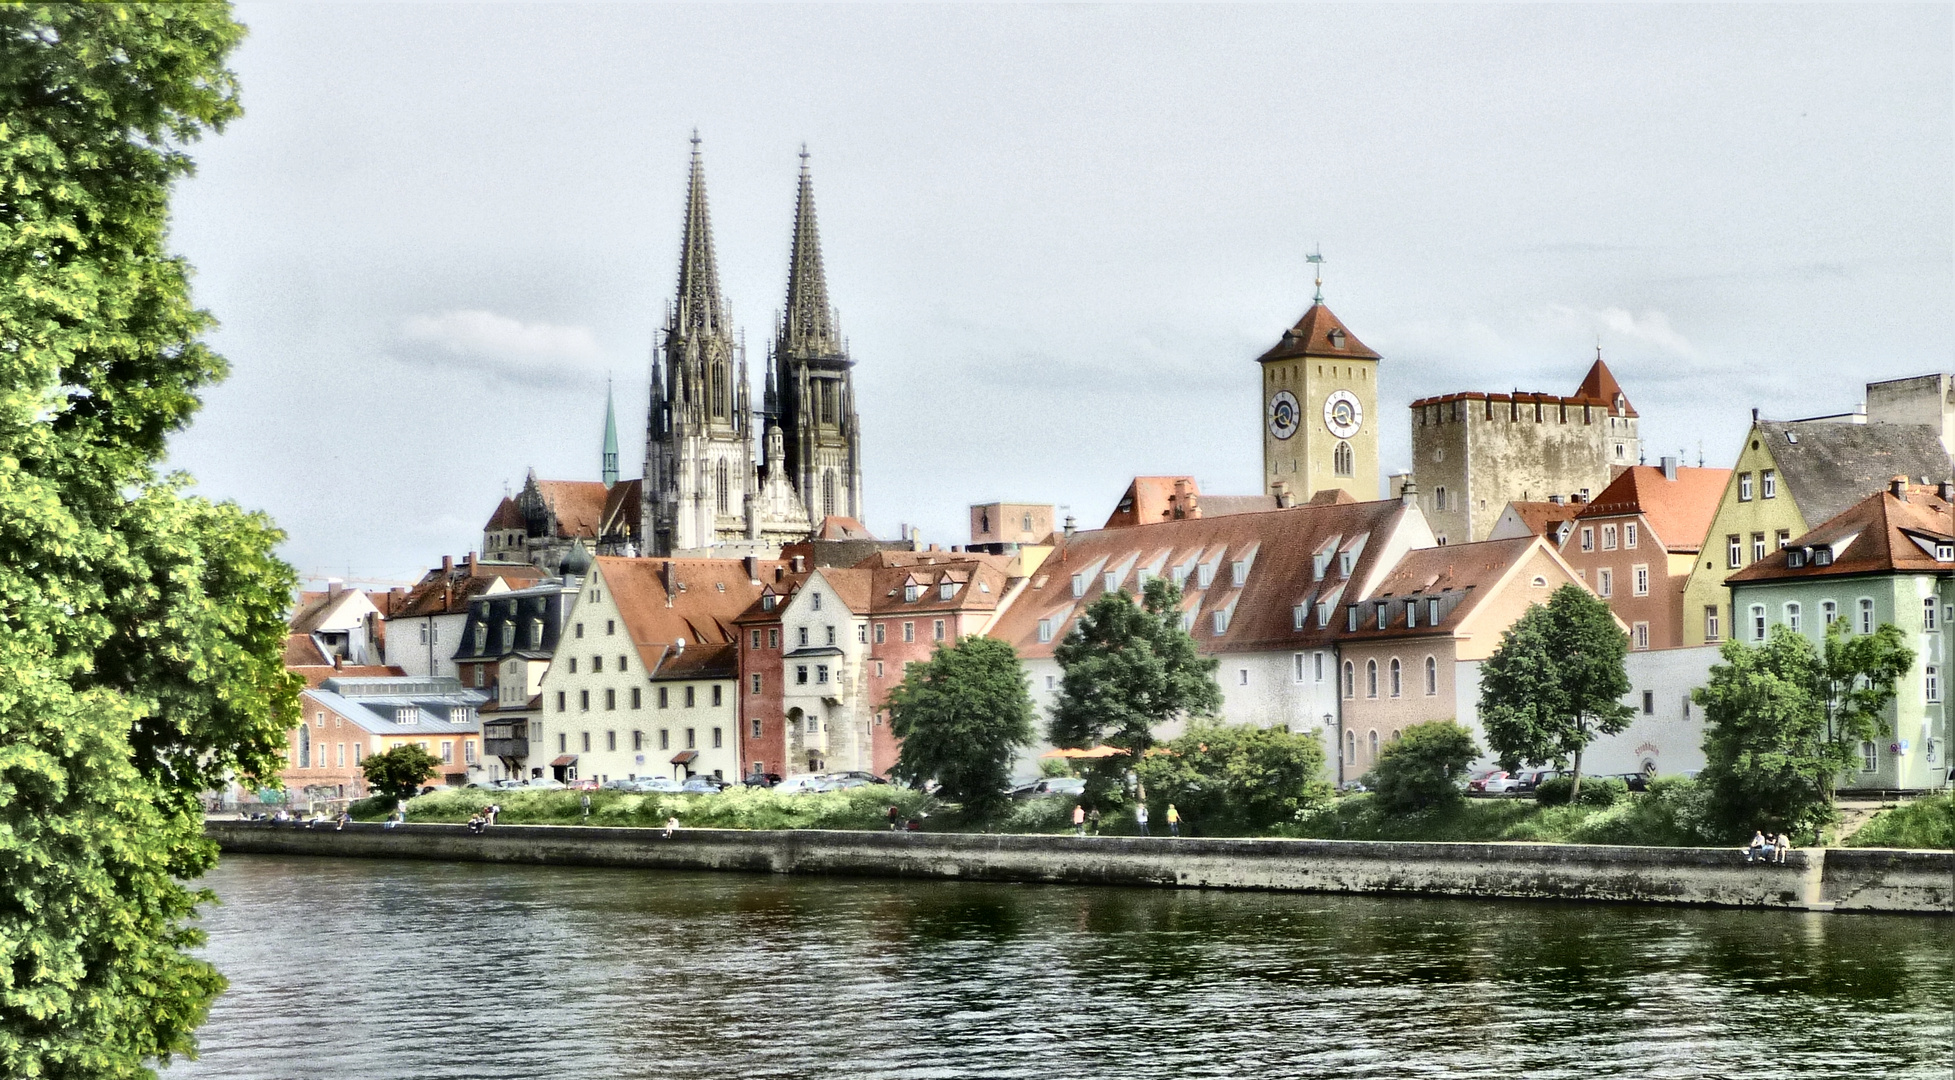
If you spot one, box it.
[1254,258,1380,503]
[766,148,863,527]
[644,135,758,555]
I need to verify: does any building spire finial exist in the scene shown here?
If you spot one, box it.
[778,145,841,359]
[1306,245,1325,304]
[672,133,725,336]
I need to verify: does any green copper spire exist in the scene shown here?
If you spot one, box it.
[601,379,620,487]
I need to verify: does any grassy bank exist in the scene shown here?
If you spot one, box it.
[1276,785,1718,847]
[356,785,934,831]
[1845,794,1955,849]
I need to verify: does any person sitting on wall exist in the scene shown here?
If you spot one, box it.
[1745,830,1768,862]
[1773,832,1793,865]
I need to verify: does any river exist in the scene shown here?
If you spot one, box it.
[175,854,1952,1079]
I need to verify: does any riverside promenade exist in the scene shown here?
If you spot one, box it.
[207,820,1952,914]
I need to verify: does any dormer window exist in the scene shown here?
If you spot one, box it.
[939,581,956,601]
[474,624,487,650]
[1813,548,1833,566]
[1787,549,1807,568]
[1938,543,1955,562]
[1376,604,1388,630]
[1212,609,1230,634]
[1071,574,1086,598]
[1338,552,1354,576]
[1197,563,1215,589]
[1406,600,1418,629]
[1231,560,1248,585]
[762,594,776,612]
[1328,328,1346,348]
[1037,618,1053,643]
[1104,571,1119,593]
[1427,598,1441,625]
[1347,607,1359,632]
[1293,604,1307,631]
[1313,552,1331,580]
[905,582,920,603]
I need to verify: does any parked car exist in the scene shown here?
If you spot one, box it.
[824,770,889,786]
[1608,772,1651,793]
[773,774,831,794]
[1011,777,1086,798]
[1467,770,1523,795]
[524,777,566,790]
[1512,769,1564,794]
[631,776,686,794]
[600,779,641,791]
[680,776,728,794]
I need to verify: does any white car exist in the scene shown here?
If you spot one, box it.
[773,774,831,794]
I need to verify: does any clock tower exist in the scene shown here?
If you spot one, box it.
[1255,268,1380,503]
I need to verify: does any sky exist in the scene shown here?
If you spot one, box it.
[164,4,1954,587]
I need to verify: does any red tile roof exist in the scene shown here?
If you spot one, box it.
[815,516,874,540]
[594,556,790,680]
[533,480,610,539]
[1103,476,1276,529]
[1254,303,1381,364]
[1496,501,1576,539]
[1574,465,1731,553]
[391,558,547,619]
[1730,484,1955,583]
[485,497,524,531]
[1336,537,1553,641]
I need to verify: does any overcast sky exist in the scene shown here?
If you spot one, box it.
[164,3,1953,587]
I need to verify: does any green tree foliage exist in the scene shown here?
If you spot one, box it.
[1693,621,1913,836]
[1367,720,1480,814]
[359,744,442,803]
[887,636,1036,821]
[1135,722,1332,834]
[0,7,298,1076]
[1478,585,1634,802]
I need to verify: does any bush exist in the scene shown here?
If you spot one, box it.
[1535,775,1628,807]
[1368,721,1479,814]
[390,784,934,832]
[1135,721,1333,835]
[348,794,397,821]
[1846,793,1955,849]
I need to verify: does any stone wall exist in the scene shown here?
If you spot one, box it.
[206,822,1952,915]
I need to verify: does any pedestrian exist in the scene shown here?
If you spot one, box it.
[1072,803,1086,836]
[1135,802,1150,837]
[1167,803,1181,838]
[1774,832,1792,865]
[1745,829,1767,862]
[1088,807,1101,836]
[888,804,903,831]
[486,802,500,827]
[581,793,591,821]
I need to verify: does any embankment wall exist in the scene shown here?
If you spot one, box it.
[205,821,1952,914]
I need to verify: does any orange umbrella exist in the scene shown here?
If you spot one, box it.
[1040,745,1130,759]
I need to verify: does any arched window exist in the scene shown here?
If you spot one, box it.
[715,460,730,515]
[1389,658,1402,697]
[1424,656,1438,696]
[1785,602,1802,633]
[1333,440,1354,477]
[1365,659,1379,698]
[1857,598,1875,635]
[1821,600,1838,626]
[1341,661,1355,699]
[1368,729,1379,760]
[712,366,728,418]
[1345,729,1356,764]
[298,726,311,769]
[822,471,837,517]
[1434,486,1447,512]
[1750,604,1767,641]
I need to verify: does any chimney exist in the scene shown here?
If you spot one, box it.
[1751,407,1760,424]
[1660,455,1678,481]
[1272,480,1293,508]
[743,555,758,581]
[463,552,474,570]
[791,555,806,573]
[441,555,453,575]
[1063,515,1077,539]
[663,559,676,604]
[1890,475,1908,500]
[326,578,343,599]
[1940,481,1954,503]
[1398,476,1419,507]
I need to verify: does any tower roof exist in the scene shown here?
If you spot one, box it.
[778,146,843,359]
[672,133,729,337]
[601,381,620,487]
[1255,303,1380,364]
[1574,357,1636,417]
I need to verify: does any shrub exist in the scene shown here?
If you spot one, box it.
[1135,721,1333,834]
[1846,793,1955,849]
[1535,775,1628,807]
[1368,721,1479,814]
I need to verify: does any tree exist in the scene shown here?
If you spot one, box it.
[1135,722,1333,834]
[360,744,443,803]
[1368,720,1480,814]
[887,636,1036,821]
[1479,585,1634,802]
[1693,621,1912,836]
[0,8,298,1077]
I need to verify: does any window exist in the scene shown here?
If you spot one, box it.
[806,715,819,735]
[1822,600,1837,626]
[1602,524,1618,550]
[658,687,669,708]
[1104,571,1119,593]
[1333,440,1354,476]
[1739,473,1753,501]
[1633,622,1649,650]
[1368,729,1379,760]
[1926,597,1939,632]
[1213,610,1230,634]
[1434,486,1447,512]
[796,665,809,685]
[1038,619,1053,643]
[857,625,868,644]
[1342,661,1355,698]
[1376,605,1387,630]
[659,729,670,750]
[1776,529,1790,550]
[752,629,762,649]
[1761,469,1776,499]
[1238,669,1249,687]
[713,727,724,749]
[633,730,643,751]
[812,593,823,612]
[1597,568,1613,598]
[1424,656,1437,695]
[1580,527,1595,552]
[579,689,590,711]
[1751,533,1765,564]
[1633,565,1649,597]
[575,623,584,639]
[1785,603,1802,633]
[1315,652,1326,682]
[1365,659,1378,698]
[1197,563,1215,589]
[941,581,957,601]
[605,731,616,752]
[1071,575,1086,599]
[825,626,837,646]
[297,726,310,768]
[685,686,696,707]
[751,674,762,695]
[559,733,567,753]
[751,718,763,740]
[1428,598,1440,625]
[1346,729,1356,764]
[933,619,946,641]
[1928,665,1941,703]
[903,622,915,643]
[1293,653,1306,683]
[1642,690,1654,715]
[711,685,723,707]
[686,728,697,750]
[1750,604,1767,642]
[1388,658,1402,697]
[1727,535,1742,568]
[632,687,642,709]
[1860,740,1877,772]
[1858,598,1875,635]
[568,657,577,674]
[817,665,830,684]
[1705,606,1721,641]
[768,628,780,649]
[580,732,590,752]
[798,627,809,647]
[875,661,884,678]
[874,623,886,645]
[604,688,616,710]
[1347,607,1359,632]
[1293,605,1307,631]
[556,691,566,712]
[1624,523,1637,549]
[618,656,628,672]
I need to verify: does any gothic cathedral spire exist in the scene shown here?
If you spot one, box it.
[601,379,619,488]
[768,147,864,528]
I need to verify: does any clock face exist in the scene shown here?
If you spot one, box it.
[1267,390,1300,440]
[1324,390,1363,439]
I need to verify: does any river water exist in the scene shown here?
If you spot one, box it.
[176,854,1951,1080]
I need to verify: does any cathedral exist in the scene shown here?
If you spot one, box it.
[643,136,865,557]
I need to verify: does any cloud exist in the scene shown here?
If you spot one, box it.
[401,309,604,364]
[1546,305,1698,359]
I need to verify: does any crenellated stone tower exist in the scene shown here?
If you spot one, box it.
[765,148,864,528]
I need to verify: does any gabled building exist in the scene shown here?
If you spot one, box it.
[1103,477,1281,529]
[1728,480,1955,791]
[1255,277,1384,505]
[1410,356,1640,544]
[1560,458,1729,650]
[1485,499,1580,544]
[449,564,585,780]
[386,554,546,678]
[288,582,386,668]
[284,676,492,803]
[986,491,1435,776]
[532,554,787,784]
[1680,415,1950,646]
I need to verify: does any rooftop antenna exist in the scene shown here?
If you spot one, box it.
[1306,246,1326,304]
[1697,439,1704,468]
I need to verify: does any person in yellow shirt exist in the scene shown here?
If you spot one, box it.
[1167,803,1181,838]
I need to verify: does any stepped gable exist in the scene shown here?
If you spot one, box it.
[1731,483,1955,583]
[1255,302,1381,364]
[990,496,1419,659]
[1575,465,1731,552]
[1757,420,1952,529]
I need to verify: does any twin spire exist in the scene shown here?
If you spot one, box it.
[668,133,840,359]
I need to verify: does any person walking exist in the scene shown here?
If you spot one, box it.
[1135,802,1150,837]
[1072,803,1086,836]
[888,804,903,831]
[1088,807,1102,836]
[581,793,591,821]
[1167,803,1181,838]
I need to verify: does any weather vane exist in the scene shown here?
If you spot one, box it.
[1306,246,1325,304]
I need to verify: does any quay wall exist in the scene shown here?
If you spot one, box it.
[205,821,1952,915]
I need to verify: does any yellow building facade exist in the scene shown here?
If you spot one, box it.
[1256,296,1380,504]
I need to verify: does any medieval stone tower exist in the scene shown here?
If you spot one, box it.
[1254,264,1381,504]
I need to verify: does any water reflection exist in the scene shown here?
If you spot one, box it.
[177,856,1952,1080]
